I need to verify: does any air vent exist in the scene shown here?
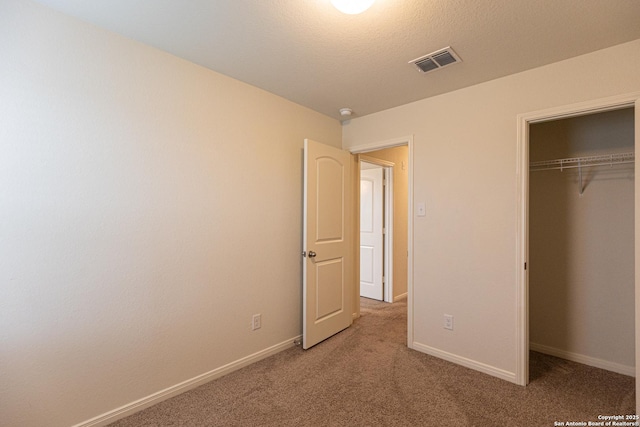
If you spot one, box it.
[409,47,462,74]
[414,57,438,73]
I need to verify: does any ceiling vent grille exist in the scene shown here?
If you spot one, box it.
[409,47,462,74]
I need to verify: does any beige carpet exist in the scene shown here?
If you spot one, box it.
[109,297,635,426]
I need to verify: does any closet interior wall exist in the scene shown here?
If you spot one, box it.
[529,107,635,374]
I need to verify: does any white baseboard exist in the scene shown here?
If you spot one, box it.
[530,342,635,377]
[411,341,516,383]
[72,335,302,427]
[393,292,408,302]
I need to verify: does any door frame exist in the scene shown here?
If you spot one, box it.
[359,157,394,302]
[349,135,414,348]
[515,92,640,389]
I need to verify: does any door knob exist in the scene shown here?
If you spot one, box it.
[308,251,316,258]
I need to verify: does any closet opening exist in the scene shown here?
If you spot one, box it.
[516,94,640,392]
[528,107,635,380]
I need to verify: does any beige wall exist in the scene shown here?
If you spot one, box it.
[529,109,635,372]
[3,0,640,424]
[362,146,409,301]
[343,39,640,380]
[0,1,341,426]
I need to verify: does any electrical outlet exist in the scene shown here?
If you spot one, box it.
[444,314,453,330]
[252,314,262,331]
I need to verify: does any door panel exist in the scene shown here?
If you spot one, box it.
[360,167,384,300]
[360,246,374,283]
[303,139,353,349]
[315,258,344,319]
[316,158,344,242]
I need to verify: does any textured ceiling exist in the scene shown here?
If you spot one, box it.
[31,0,640,120]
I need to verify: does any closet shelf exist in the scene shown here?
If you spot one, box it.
[529,152,635,172]
[529,152,634,196]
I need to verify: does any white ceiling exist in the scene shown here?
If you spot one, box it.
[32,0,640,120]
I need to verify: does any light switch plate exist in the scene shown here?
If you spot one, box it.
[417,202,426,217]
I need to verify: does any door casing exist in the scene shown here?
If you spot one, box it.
[348,136,414,348]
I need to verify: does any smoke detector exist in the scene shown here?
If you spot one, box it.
[339,108,353,117]
[409,47,462,74]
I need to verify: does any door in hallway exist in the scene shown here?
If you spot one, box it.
[360,165,384,301]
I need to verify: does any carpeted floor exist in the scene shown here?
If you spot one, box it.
[109,297,635,426]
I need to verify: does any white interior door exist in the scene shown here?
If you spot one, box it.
[303,139,353,349]
[360,166,384,300]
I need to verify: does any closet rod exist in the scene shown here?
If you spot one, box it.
[529,152,634,195]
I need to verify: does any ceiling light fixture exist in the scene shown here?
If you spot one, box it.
[330,0,375,15]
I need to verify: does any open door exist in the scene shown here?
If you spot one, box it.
[303,139,353,349]
[359,166,384,300]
